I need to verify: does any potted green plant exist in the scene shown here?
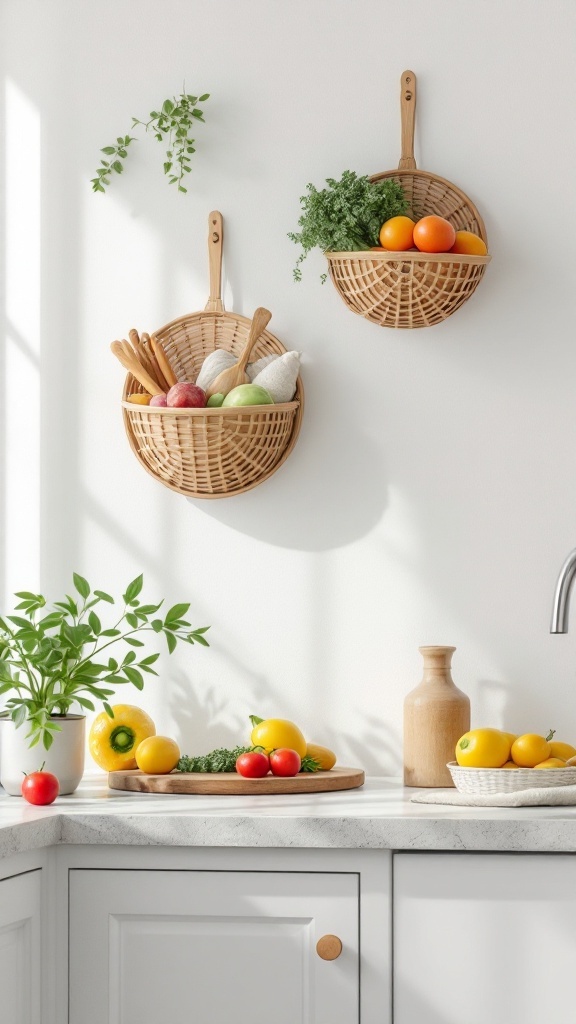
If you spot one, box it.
[0,573,209,795]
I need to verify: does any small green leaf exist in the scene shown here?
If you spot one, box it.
[104,703,114,718]
[72,577,90,598]
[124,637,144,647]
[101,146,116,154]
[199,93,210,101]
[125,613,138,629]
[165,631,177,654]
[112,161,123,174]
[94,590,114,604]
[88,611,101,635]
[76,697,95,711]
[12,705,27,727]
[124,666,144,689]
[165,603,190,624]
[124,574,144,604]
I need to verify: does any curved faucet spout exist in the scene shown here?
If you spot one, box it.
[550,548,576,633]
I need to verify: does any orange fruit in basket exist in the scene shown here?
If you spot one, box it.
[501,761,519,769]
[533,757,566,769]
[413,215,456,253]
[450,230,488,256]
[511,733,552,767]
[379,216,416,252]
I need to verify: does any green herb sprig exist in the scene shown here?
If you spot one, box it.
[288,169,407,281]
[92,89,210,194]
[0,573,210,750]
[176,747,321,774]
[177,747,255,773]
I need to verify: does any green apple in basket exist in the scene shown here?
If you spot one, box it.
[222,384,274,407]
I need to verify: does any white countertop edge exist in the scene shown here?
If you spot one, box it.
[2,776,576,858]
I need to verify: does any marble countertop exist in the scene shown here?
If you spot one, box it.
[2,774,576,859]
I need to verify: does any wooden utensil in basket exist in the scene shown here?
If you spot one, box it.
[205,306,272,398]
[121,211,303,499]
[326,70,491,329]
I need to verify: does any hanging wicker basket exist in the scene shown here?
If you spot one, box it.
[121,213,303,499]
[326,71,491,329]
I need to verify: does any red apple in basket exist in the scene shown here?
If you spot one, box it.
[167,382,206,408]
[149,393,167,407]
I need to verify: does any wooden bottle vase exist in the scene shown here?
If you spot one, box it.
[403,646,470,788]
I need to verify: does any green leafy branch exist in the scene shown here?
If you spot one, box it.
[92,89,210,194]
[0,573,210,749]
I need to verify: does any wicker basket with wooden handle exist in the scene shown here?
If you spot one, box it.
[326,70,491,329]
[122,212,304,499]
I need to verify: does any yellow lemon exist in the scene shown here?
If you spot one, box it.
[533,757,566,769]
[135,735,180,774]
[549,741,576,761]
[306,743,337,771]
[511,734,552,767]
[455,729,510,768]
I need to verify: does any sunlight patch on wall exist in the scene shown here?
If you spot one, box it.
[3,80,41,601]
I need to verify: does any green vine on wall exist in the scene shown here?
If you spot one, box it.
[91,88,210,195]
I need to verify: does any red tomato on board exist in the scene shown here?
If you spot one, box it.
[21,768,59,805]
[269,748,301,777]
[235,751,270,778]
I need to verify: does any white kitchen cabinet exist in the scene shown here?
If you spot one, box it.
[69,867,360,1024]
[394,853,576,1024]
[0,869,42,1024]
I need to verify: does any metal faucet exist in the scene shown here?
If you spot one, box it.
[550,548,576,633]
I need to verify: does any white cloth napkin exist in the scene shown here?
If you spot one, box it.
[411,785,576,807]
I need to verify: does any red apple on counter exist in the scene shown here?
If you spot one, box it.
[149,393,167,407]
[167,382,206,408]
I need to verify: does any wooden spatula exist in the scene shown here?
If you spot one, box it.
[205,307,272,398]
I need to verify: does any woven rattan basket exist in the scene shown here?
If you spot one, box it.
[122,212,303,499]
[326,71,491,329]
[447,762,576,795]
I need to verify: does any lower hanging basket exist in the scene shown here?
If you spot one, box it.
[326,247,490,329]
[122,312,304,499]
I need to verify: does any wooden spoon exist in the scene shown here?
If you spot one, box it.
[206,307,272,398]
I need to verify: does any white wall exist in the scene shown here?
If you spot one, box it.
[2,0,576,774]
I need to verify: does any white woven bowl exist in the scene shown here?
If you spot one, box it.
[447,761,576,795]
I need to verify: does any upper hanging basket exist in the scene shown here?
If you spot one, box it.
[326,71,491,329]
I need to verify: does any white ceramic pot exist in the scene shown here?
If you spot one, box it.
[0,715,85,796]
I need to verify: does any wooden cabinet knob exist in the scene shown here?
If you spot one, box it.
[316,934,342,960]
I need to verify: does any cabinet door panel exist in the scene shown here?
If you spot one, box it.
[394,853,576,1024]
[69,869,358,1024]
[0,870,41,1024]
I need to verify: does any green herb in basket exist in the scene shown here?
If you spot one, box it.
[288,170,407,282]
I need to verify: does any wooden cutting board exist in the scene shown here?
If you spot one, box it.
[108,766,365,795]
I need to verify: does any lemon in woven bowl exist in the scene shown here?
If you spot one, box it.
[455,728,511,768]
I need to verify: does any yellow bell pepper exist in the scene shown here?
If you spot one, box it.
[89,704,156,771]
